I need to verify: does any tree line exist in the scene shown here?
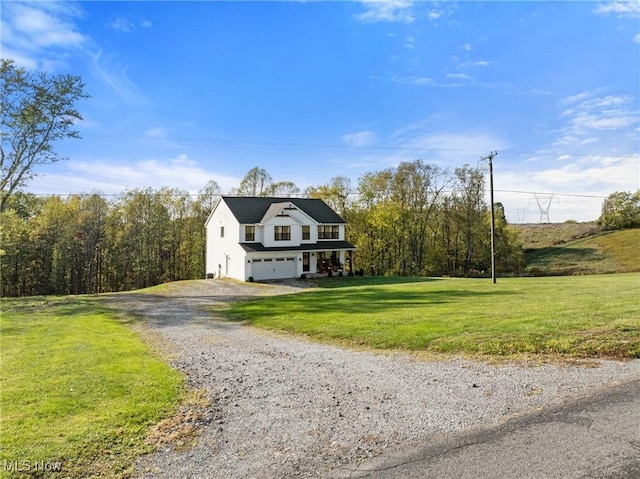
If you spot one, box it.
[309,161,524,278]
[2,60,635,296]
[1,162,527,297]
[1,182,220,297]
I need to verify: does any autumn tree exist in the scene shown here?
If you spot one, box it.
[306,176,353,218]
[452,165,486,274]
[598,190,640,230]
[0,59,88,210]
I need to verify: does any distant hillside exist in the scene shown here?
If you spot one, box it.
[514,223,640,275]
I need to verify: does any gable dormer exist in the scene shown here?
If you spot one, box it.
[260,202,296,224]
[259,202,318,227]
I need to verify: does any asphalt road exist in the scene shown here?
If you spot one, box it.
[331,379,640,479]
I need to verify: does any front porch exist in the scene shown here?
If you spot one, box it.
[302,249,354,275]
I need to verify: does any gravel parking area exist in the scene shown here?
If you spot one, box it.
[104,279,640,479]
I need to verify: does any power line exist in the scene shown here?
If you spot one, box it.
[79,134,639,160]
[495,189,609,199]
[19,188,615,199]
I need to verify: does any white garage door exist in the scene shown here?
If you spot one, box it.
[251,257,297,280]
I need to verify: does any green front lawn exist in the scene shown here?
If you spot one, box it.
[227,274,640,358]
[0,296,183,478]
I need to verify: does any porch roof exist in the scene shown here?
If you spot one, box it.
[240,240,355,253]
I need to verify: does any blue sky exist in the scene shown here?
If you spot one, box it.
[2,0,639,222]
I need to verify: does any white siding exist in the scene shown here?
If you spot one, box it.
[262,215,301,248]
[205,201,246,280]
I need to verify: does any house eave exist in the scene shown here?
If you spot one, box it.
[240,241,355,253]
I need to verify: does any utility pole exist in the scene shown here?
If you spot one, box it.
[481,151,498,284]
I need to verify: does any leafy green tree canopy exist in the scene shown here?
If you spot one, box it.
[597,190,640,230]
[0,59,89,210]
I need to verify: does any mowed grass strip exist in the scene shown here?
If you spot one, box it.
[0,296,183,478]
[227,274,640,358]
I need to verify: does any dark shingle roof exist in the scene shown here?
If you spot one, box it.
[240,240,355,253]
[222,196,346,224]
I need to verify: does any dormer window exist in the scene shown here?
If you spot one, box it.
[274,226,291,241]
[245,225,255,242]
[302,225,310,240]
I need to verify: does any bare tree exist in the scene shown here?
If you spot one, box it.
[270,181,300,197]
[237,167,273,196]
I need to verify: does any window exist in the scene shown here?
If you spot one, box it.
[318,225,339,239]
[220,226,225,238]
[302,225,310,240]
[274,226,291,241]
[245,225,255,242]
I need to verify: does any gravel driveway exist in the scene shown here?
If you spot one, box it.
[104,279,640,479]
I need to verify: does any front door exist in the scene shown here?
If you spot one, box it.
[302,252,310,272]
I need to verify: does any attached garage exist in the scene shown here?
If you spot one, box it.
[251,257,298,281]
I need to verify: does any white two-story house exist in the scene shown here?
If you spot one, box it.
[205,196,356,281]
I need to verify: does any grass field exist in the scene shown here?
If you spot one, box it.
[227,274,640,358]
[515,222,598,250]
[514,223,640,276]
[0,296,183,478]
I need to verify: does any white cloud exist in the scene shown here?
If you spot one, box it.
[1,1,148,107]
[89,49,147,105]
[110,17,152,32]
[390,75,434,86]
[404,131,508,153]
[343,130,378,147]
[562,91,593,105]
[516,88,552,96]
[446,73,472,80]
[557,93,638,143]
[0,1,86,69]
[144,127,166,138]
[594,2,640,17]
[634,33,640,43]
[28,155,242,196]
[462,43,472,51]
[457,60,494,69]
[110,17,135,32]
[356,0,415,23]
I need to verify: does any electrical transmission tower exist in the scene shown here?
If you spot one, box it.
[531,193,557,223]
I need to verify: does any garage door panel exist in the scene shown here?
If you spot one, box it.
[252,257,297,280]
